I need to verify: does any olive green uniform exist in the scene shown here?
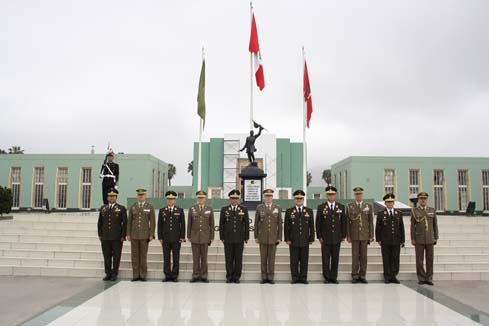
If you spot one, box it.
[187,204,215,280]
[254,203,283,281]
[127,202,156,279]
[346,201,374,280]
[411,206,439,282]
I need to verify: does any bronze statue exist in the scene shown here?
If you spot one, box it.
[240,123,264,163]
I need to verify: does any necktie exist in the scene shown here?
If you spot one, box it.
[170,208,173,214]
[389,210,393,217]
[330,204,334,211]
[233,207,236,213]
[299,207,302,214]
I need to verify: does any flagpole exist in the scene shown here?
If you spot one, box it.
[302,46,308,206]
[249,1,254,131]
[198,46,204,191]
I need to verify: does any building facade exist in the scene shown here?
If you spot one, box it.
[332,156,489,213]
[0,154,168,210]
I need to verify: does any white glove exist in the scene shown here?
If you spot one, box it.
[114,185,118,190]
[99,174,104,179]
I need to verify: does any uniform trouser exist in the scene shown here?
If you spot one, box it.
[131,239,149,279]
[381,244,401,281]
[191,243,209,280]
[224,242,244,280]
[102,180,115,205]
[259,243,277,280]
[321,243,341,280]
[101,240,123,276]
[351,240,368,280]
[163,242,181,279]
[415,244,434,282]
[289,246,309,281]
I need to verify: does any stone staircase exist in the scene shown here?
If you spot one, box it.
[1,213,488,281]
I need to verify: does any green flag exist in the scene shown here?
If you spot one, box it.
[197,60,206,128]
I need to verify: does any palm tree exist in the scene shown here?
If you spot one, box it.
[307,171,312,187]
[0,149,6,154]
[8,146,24,154]
[168,164,176,186]
[187,161,194,177]
[322,169,331,185]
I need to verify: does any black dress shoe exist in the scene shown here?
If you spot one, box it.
[331,279,339,284]
[172,278,178,282]
[226,279,232,284]
[201,278,209,283]
[190,278,199,283]
[352,279,359,284]
[291,280,299,284]
[162,277,171,282]
[301,280,309,284]
[140,278,147,282]
[425,281,434,286]
[234,279,240,284]
[110,276,117,282]
[418,281,425,285]
[260,280,267,284]
[131,278,140,282]
[384,279,391,284]
[268,280,275,284]
[391,278,400,284]
[359,279,368,284]
[103,275,111,281]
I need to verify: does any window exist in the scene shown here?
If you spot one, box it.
[344,171,348,199]
[457,170,469,211]
[333,174,337,188]
[278,189,289,199]
[32,167,45,208]
[177,192,185,199]
[56,167,68,209]
[10,167,21,209]
[384,169,396,195]
[157,170,161,198]
[313,193,321,200]
[339,172,343,199]
[152,169,156,197]
[409,169,420,195]
[433,170,446,211]
[81,168,92,209]
[483,171,489,211]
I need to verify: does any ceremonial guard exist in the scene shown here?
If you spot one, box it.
[254,189,282,284]
[158,190,186,282]
[346,187,374,284]
[99,151,119,204]
[97,189,127,281]
[316,186,346,284]
[127,189,156,281]
[411,192,439,286]
[284,190,314,284]
[219,190,250,283]
[188,190,215,283]
[376,193,405,284]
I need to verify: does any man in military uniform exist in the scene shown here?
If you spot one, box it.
[188,190,215,283]
[127,189,156,281]
[284,190,314,284]
[219,189,250,283]
[411,191,439,286]
[346,187,374,284]
[158,190,186,282]
[254,189,282,284]
[316,186,346,284]
[99,152,119,204]
[97,189,127,281]
[376,193,405,284]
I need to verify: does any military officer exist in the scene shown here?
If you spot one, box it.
[346,187,374,284]
[97,189,127,281]
[376,193,405,284]
[284,190,314,284]
[158,190,186,282]
[411,192,439,286]
[254,189,283,284]
[99,152,119,204]
[316,186,346,284]
[188,190,215,283]
[219,189,250,283]
[127,188,156,281]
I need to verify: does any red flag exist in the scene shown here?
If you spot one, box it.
[249,13,265,90]
[303,61,313,128]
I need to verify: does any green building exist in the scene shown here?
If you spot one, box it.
[331,156,489,213]
[0,154,168,211]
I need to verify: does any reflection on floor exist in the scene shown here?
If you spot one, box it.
[47,282,481,326]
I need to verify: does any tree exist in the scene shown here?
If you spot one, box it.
[0,186,13,216]
[322,169,332,185]
[307,171,312,187]
[0,149,6,154]
[8,146,24,154]
[168,163,176,186]
[187,161,194,177]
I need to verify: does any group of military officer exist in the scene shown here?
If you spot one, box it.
[97,185,439,285]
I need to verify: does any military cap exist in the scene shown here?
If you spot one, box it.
[417,191,429,199]
[107,188,118,197]
[293,189,306,198]
[136,188,147,195]
[228,189,241,198]
[353,186,364,194]
[325,186,337,194]
[165,190,177,199]
[263,189,274,196]
[196,190,207,198]
[383,193,396,202]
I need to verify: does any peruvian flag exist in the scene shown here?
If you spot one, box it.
[303,60,313,128]
[249,12,265,91]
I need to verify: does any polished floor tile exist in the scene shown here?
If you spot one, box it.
[47,282,481,326]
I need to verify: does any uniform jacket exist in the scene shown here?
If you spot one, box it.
[254,203,283,244]
[187,204,215,244]
[157,206,186,243]
[375,208,405,245]
[284,206,315,247]
[219,205,250,243]
[127,202,156,240]
[101,162,119,183]
[346,201,374,241]
[98,203,127,241]
[410,206,439,245]
[316,202,347,244]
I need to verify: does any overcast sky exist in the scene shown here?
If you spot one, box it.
[1,0,488,185]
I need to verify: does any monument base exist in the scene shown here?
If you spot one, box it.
[239,162,267,210]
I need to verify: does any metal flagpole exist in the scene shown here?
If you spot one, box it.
[302,46,308,206]
[198,47,204,191]
[250,1,254,131]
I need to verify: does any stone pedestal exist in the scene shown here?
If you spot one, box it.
[239,162,267,210]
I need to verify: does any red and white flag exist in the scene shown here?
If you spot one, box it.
[303,60,313,128]
[249,12,265,91]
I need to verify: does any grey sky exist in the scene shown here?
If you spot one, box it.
[1,0,488,185]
